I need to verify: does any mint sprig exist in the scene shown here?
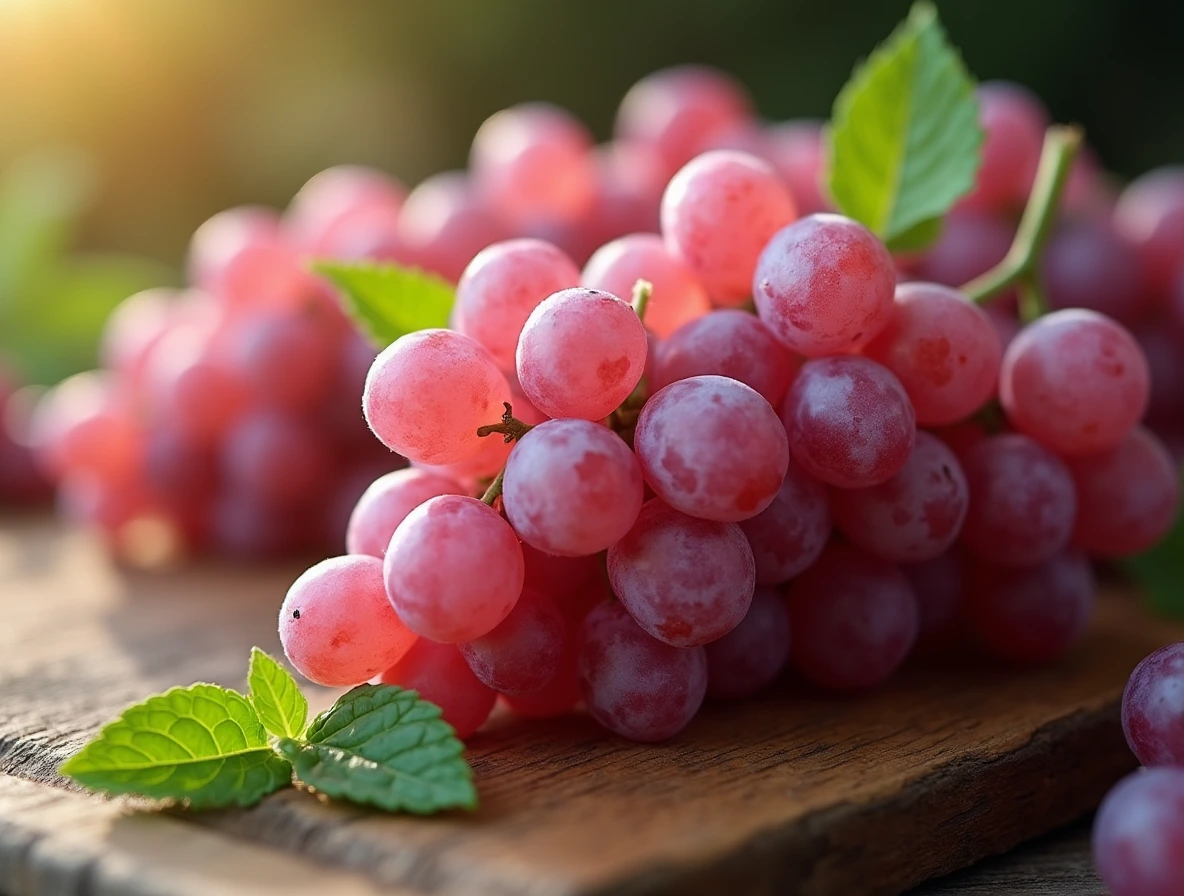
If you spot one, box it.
[315,260,455,348]
[59,651,476,816]
[827,2,982,252]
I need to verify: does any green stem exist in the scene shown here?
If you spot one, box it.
[631,279,653,323]
[480,468,505,506]
[1016,280,1049,324]
[962,125,1084,304]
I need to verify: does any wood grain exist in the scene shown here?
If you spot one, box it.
[0,517,1171,895]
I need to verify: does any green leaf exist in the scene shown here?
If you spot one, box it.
[315,261,455,348]
[827,2,982,252]
[59,684,292,809]
[248,648,308,740]
[1124,467,1184,617]
[277,684,476,814]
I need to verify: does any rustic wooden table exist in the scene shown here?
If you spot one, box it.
[0,518,1145,895]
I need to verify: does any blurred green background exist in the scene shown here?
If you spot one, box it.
[0,0,1180,284]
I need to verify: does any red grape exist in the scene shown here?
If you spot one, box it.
[1114,166,1184,296]
[704,587,791,698]
[903,549,965,647]
[959,82,1048,214]
[765,120,829,216]
[737,457,831,584]
[459,589,567,695]
[346,468,465,558]
[396,171,508,283]
[1043,219,1148,324]
[1092,767,1184,896]
[1123,642,1184,767]
[381,639,495,740]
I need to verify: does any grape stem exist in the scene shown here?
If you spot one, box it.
[631,278,653,323]
[476,402,534,443]
[480,467,505,506]
[962,124,1084,305]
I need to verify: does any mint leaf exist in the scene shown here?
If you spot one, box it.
[248,648,308,740]
[1124,468,1184,617]
[827,2,982,252]
[315,261,454,348]
[277,684,476,814]
[59,684,292,809]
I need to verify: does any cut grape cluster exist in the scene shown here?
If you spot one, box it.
[274,65,1181,749]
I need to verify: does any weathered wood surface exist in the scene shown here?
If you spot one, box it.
[0,517,1168,895]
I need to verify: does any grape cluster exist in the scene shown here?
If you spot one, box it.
[278,67,1181,744]
[0,362,52,507]
[28,168,414,562]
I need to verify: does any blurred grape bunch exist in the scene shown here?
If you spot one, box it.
[0,147,177,386]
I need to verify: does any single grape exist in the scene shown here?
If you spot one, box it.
[346,468,466,558]
[1043,219,1148,324]
[581,233,711,339]
[470,103,596,228]
[912,210,1013,288]
[1136,325,1184,426]
[1000,309,1150,456]
[764,120,829,216]
[786,542,918,691]
[1093,767,1184,896]
[831,432,969,564]
[364,329,511,466]
[661,150,796,306]
[577,599,708,742]
[459,589,567,695]
[964,551,1093,664]
[384,495,523,643]
[704,587,791,699]
[99,288,178,382]
[279,555,417,686]
[187,206,284,296]
[396,171,508,283]
[862,283,1002,426]
[285,165,406,254]
[515,287,647,421]
[29,371,143,482]
[381,639,495,740]
[903,548,964,648]
[226,307,338,413]
[500,643,582,719]
[455,239,581,374]
[738,457,830,584]
[503,419,643,557]
[222,412,332,508]
[1123,642,1184,767]
[614,65,754,175]
[1113,166,1184,296]
[959,434,1076,567]
[959,82,1048,213]
[607,499,754,647]
[781,355,916,489]
[653,310,800,408]
[634,375,788,522]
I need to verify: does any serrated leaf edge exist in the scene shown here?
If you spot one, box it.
[247,647,308,740]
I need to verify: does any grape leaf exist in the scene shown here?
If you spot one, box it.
[315,261,454,348]
[276,684,476,814]
[248,648,308,740]
[1124,468,1184,617]
[59,684,292,809]
[827,2,982,252]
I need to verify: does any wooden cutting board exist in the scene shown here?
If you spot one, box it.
[0,516,1176,896]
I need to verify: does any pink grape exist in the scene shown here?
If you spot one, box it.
[455,238,581,374]
[285,165,406,254]
[786,542,918,691]
[577,599,708,742]
[384,495,523,643]
[653,310,800,407]
[581,233,711,339]
[960,434,1076,567]
[144,322,248,445]
[459,589,567,695]
[226,308,338,413]
[470,103,595,228]
[903,549,965,647]
[380,640,495,740]
[1000,309,1150,456]
[615,65,754,175]
[1114,166,1184,295]
[396,171,508,283]
[738,458,830,584]
[212,492,312,560]
[1065,426,1181,558]
[503,419,643,557]
[960,82,1048,213]
[187,206,284,295]
[704,587,791,698]
[985,304,1022,353]
[575,143,666,253]
[607,499,754,647]
[1137,325,1184,426]
[753,214,895,356]
[765,120,829,216]
[143,428,218,504]
[30,372,142,482]
[1092,767,1184,896]
[781,355,916,489]
[661,150,796,306]
[279,555,417,687]
[346,468,466,558]
[500,644,581,719]
[964,552,1093,664]
[99,288,177,381]
[364,329,511,466]
[222,413,332,508]
[1123,642,1184,767]
[521,542,599,601]
[862,282,1002,426]
[1043,219,1148,324]
[912,210,1013,288]
[831,432,969,564]
[634,375,788,522]
[515,287,647,421]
